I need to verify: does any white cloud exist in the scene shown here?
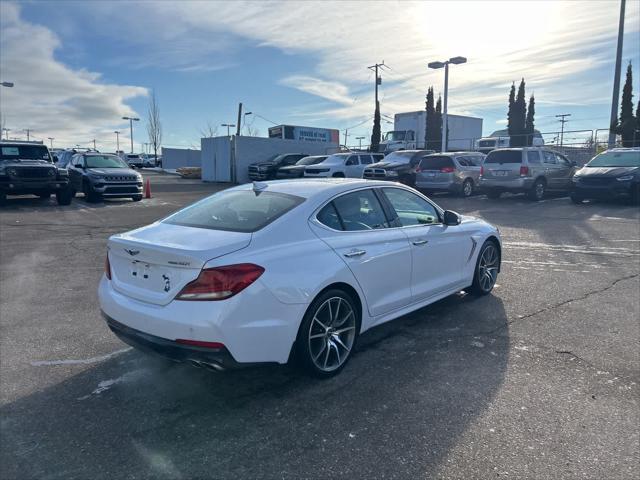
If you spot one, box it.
[279,76,354,105]
[0,2,147,150]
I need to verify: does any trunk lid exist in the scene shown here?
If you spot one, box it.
[108,223,252,305]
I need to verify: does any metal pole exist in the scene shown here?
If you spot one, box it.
[608,0,626,148]
[236,103,242,136]
[441,63,449,152]
[115,131,120,151]
[129,118,134,153]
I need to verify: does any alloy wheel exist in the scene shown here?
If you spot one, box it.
[308,296,356,373]
[462,180,473,197]
[477,244,499,292]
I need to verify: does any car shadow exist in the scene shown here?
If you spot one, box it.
[1,292,509,479]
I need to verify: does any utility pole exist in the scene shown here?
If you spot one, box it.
[2,128,9,140]
[24,129,30,141]
[343,129,349,147]
[236,103,243,136]
[91,139,97,150]
[356,136,365,150]
[368,61,385,152]
[114,131,120,152]
[608,0,626,148]
[556,114,571,146]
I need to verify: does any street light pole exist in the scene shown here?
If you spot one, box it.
[47,137,54,148]
[428,56,467,152]
[2,128,10,140]
[243,112,253,134]
[221,124,235,136]
[356,136,365,150]
[114,131,120,152]
[122,116,140,153]
[608,0,626,148]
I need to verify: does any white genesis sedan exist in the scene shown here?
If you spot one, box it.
[99,179,501,377]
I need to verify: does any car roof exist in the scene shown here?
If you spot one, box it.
[231,178,392,200]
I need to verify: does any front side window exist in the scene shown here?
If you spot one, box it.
[527,151,541,164]
[345,155,359,166]
[382,188,439,226]
[164,190,304,233]
[556,153,570,166]
[543,151,557,164]
[331,189,389,231]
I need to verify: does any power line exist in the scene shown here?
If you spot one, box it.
[555,113,571,146]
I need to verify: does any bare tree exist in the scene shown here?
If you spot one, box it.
[245,124,260,137]
[146,90,163,163]
[200,121,219,138]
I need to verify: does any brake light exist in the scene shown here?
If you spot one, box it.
[176,263,265,301]
[440,167,455,173]
[105,254,112,280]
[520,165,529,176]
[415,166,422,173]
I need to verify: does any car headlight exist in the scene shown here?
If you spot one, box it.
[57,169,68,177]
[616,175,634,182]
[386,171,399,177]
[571,175,579,182]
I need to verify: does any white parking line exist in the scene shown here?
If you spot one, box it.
[30,347,131,366]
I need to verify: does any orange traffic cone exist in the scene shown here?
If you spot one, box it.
[144,178,152,199]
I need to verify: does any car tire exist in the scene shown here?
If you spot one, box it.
[486,189,501,199]
[131,195,143,202]
[56,188,73,205]
[332,172,345,178]
[37,192,51,199]
[295,288,360,378]
[469,240,500,296]
[570,192,584,204]
[83,182,101,203]
[461,179,474,197]
[528,179,546,201]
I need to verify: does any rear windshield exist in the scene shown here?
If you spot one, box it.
[163,190,304,233]
[1,145,51,162]
[587,151,640,167]
[420,155,455,169]
[484,150,522,164]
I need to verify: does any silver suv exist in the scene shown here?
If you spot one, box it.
[414,152,485,197]
[479,148,576,201]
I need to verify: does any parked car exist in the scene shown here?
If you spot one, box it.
[571,148,640,204]
[363,150,435,186]
[67,152,143,202]
[304,152,384,178]
[124,153,144,169]
[99,179,501,377]
[276,155,327,179]
[0,141,73,205]
[414,151,485,197]
[248,153,308,180]
[479,147,576,201]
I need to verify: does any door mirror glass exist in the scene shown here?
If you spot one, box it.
[443,210,461,226]
[52,155,59,163]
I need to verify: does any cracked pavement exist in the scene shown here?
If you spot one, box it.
[1,172,638,479]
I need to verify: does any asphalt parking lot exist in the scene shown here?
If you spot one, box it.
[1,171,638,480]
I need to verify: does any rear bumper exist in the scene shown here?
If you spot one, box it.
[479,177,532,191]
[103,313,244,370]
[415,178,459,191]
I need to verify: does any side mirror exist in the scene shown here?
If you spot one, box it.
[52,155,59,163]
[443,210,461,226]
[571,160,577,167]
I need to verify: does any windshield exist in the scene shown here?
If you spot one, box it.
[587,151,640,168]
[323,154,349,164]
[384,131,406,141]
[86,155,129,168]
[1,145,51,162]
[484,150,522,164]
[384,151,417,163]
[164,190,304,233]
[296,156,326,166]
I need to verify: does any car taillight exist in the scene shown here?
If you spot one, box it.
[105,254,112,280]
[175,339,225,349]
[176,263,265,301]
[520,166,529,176]
[440,167,455,173]
[480,165,484,176]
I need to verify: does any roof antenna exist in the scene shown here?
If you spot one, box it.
[252,181,268,194]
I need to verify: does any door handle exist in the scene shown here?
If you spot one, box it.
[344,249,366,258]
[412,239,429,246]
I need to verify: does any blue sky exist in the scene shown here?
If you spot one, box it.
[1,1,639,151]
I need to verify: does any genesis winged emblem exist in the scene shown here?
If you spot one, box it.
[124,248,140,256]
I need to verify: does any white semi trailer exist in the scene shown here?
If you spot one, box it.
[379,111,483,153]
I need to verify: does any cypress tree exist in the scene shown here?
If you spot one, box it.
[370,100,381,152]
[435,95,443,151]
[525,95,535,146]
[618,62,635,147]
[507,83,516,139]
[425,87,436,150]
[513,79,527,147]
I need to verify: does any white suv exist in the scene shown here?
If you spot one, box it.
[304,152,384,178]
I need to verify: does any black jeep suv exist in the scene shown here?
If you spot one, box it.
[0,141,73,205]
[248,153,308,180]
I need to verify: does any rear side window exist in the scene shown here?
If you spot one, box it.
[484,150,522,164]
[164,190,304,233]
[317,203,342,230]
[331,189,390,231]
[527,151,541,164]
[420,156,455,169]
[543,151,557,164]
